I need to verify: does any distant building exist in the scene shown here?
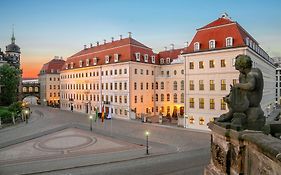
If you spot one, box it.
[273,57,281,104]
[38,57,65,106]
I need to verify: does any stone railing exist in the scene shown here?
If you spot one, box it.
[204,122,281,175]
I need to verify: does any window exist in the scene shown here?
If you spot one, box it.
[70,62,74,69]
[134,96,137,103]
[189,98,194,108]
[221,80,226,90]
[135,69,137,74]
[166,58,171,64]
[146,70,149,75]
[209,40,216,49]
[124,82,127,90]
[156,82,158,89]
[86,59,90,66]
[199,61,204,69]
[210,80,215,90]
[194,42,200,51]
[174,70,177,75]
[146,82,149,90]
[141,82,143,90]
[161,94,164,101]
[199,117,205,125]
[93,57,98,65]
[167,94,170,101]
[155,94,158,101]
[181,80,184,90]
[181,69,184,75]
[226,37,233,47]
[221,99,226,110]
[124,96,127,103]
[199,80,204,90]
[119,96,122,103]
[151,56,155,63]
[209,60,215,68]
[140,69,143,75]
[199,98,204,109]
[124,68,127,74]
[189,62,194,69]
[161,82,164,89]
[105,55,110,64]
[114,54,119,62]
[135,53,141,61]
[233,79,237,85]
[173,93,178,103]
[119,69,122,75]
[160,58,165,64]
[167,71,170,77]
[144,54,148,62]
[23,87,27,92]
[79,60,83,67]
[180,93,184,103]
[189,80,194,90]
[189,116,195,124]
[221,59,226,67]
[173,81,177,90]
[119,82,122,90]
[210,99,215,109]
[134,82,137,90]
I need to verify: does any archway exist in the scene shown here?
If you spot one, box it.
[23,95,39,105]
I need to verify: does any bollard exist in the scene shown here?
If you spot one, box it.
[12,113,15,125]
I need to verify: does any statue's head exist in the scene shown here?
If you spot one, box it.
[235,55,252,72]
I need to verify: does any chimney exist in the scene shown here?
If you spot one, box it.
[128,32,132,38]
[164,47,167,51]
[90,43,93,48]
[84,45,87,50]
[96,41,99,46]
[119,35,123,40]
[184,42,189,48]
[111,37,114,42]
[60,56,63,60]
[103,39,106,44]
[170,44,174,50]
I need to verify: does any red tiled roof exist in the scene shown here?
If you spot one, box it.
[40,59,65,74]
[63,37,158,70]
[183,16,259,54]
[158,48,184,63]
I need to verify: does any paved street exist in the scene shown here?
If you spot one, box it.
[0,106,210,175]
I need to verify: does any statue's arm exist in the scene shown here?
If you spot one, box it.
[235,74,256,90]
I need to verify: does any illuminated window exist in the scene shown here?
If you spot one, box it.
[221,59,226,67]
[209,60,215,68]
[221,99,226,110]
[210,80,215,90]
[22,87,27,92]
[233,79,237,85]
[199,98,204,109]
[199,80,204,90]
[199,117,205,125]
[221,79,226,90]
[199,61,204,69]
[189,98,194,108]
[189,80,194,90]
[189,116,195,124]
[210,99,215,109]
[35,87,39,92]
[189,62,194,69]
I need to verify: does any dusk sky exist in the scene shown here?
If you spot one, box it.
[1,0,280,78]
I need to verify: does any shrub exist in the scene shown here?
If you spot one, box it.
[0,110,13,123]
[8,102,22,116]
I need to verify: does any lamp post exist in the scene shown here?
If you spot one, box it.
[89,114,93,131]
[25,109,29,124]
[145,131,149,155]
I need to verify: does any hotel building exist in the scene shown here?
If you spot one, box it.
[60,14,275,130]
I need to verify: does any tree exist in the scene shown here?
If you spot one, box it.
[0,64,20,105]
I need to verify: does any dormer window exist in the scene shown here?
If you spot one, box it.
[70,62,74,69]
[194,42,200,51]
[105,55,110,64]
[135,53,141,61]
[114,54,119,62]
[86,59,90,66]
[51,69,54,73]
[226,37,233,47]
[79,60,83,67]
[209,40,216,49]
[166,57,171,64]
[151,55,155,64]
[65,63,68,70]
[160,58,165,65]
[144,54,148,62]
[93,57,98,65]
[245,37,250,46]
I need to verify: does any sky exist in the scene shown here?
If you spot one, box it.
[0,0,281,78]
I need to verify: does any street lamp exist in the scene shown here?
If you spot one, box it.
[89,114,93,131]
[25,109,29,124]
[145,131,149,155]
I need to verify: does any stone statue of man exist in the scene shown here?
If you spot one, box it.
[216,55,265,130]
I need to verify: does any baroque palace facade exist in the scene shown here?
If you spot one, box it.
[60,14,275,130]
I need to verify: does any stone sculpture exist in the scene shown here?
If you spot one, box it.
[216,55,265,130]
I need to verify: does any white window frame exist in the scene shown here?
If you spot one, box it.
[226,37,233,47]
[194,42,200,51]
[79,60,83,67]
[135,52,141,61]
[105,55,110,64]
[209,40,216,49]
[144,54,148,62]
[114,54,119,62]
[70,62,74,69]
[93,57,98,65]
[151,55,155,63]
[166,57,171,64]
[160,58,165,65]
[65,63,68,69]
[86,59,89,66]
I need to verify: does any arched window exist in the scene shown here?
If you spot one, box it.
[35,87,39,92]
[194,42,200,51]
[226,37,233,47]
[167,94,170,101]
[209,40,216,49]
[180,93,184,103]
[181,80,184,90]
[173,93,178,103]
[155,94,158,101]
[22,87,27,92]
[161,94,164,101]
[161,82,164,89]
[156,82,158,89]
[28,87,33,92]
[173,81,177,90]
